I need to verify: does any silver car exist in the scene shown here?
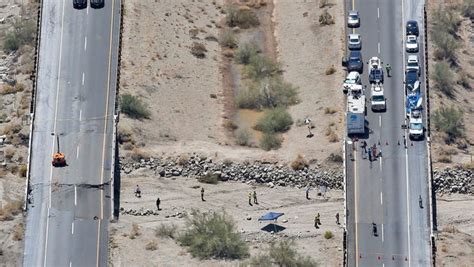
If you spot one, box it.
[347,11,360,27]
[348,34,361,50]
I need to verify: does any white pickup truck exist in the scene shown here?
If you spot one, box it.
[409,110,424,140]
[370,83,386,111]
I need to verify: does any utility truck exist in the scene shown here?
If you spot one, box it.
[346,84,366,135]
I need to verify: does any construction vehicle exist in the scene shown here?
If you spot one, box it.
[52,135,66,167]
[346,84,366,135]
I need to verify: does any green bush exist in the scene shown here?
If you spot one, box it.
[198,173,219,184]
[244,54,281,80]
[457,71,471,89]
[3,19,36,52]
[236,78,298,110]
[225,5,259,29]
[155,224,177,239]
[432,61,455,97]
[178,210,249,260]
[235,42,259,65]
[259,133,282,151]
[460,0,474,19]
[220,30,238,48]
[431,7,462,62]
[120,94,151,119]
[255,108,293,133]
[235,129,251,146]
[324,230,334,239]
[432,106,465,143]
[432,7,462,37]
[269,240,316,267]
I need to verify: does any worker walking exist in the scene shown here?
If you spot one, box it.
[156,197,161,210]
[253,190,258,204]
[306,185,310,200]
[248,192,252,206]
[385,63,392,77]
[336,213,340,225]
[201,187,205,201]
[135,185,141,198]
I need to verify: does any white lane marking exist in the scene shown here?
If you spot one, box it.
[79,109,82,121]
[401,0,412,265]
[84,36,87,51]
[378,42,381,54]
[82,72,85,85]
[96,0,116,265]
[382,224,385,242]
[379,115,382,127]
[44,1,66,265]
[71,222,74,235]
[74,185,77,206]
[378,7,380,19]
[70,261,72,267]
[380,192,383,205]
[76,146,80,159]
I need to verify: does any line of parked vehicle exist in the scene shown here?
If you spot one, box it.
[341,11,424,140]
[342,10,387,136]
[404,20,425,141]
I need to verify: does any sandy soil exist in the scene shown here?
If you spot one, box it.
[273,0,345,163]
[426,0,474,168]
[109,168,344,266]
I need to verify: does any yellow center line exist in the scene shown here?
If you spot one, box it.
[96,0,116,265]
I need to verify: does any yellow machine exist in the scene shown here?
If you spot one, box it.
[52,135,66,167]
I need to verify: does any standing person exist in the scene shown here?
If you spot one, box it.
[385,63,391,77]
[135,185,141,198]
[316,213,322,226]
[156,197,161,210]
[201,187,205,201]
[336,213,340,225]
[253,190,258,204]
[248,192,252,206]
[306,185,310,200]
[314,214,319,229]
[362,141,367,153]
[368,148,372,161]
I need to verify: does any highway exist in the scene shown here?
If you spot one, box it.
[345,0,431,266]
[23,0,120,266]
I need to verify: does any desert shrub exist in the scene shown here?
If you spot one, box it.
[178,210,249,259]
[432,61,455,97]
[130,148,149,162]
[269,240,316,267]
[244,54,281,80]
[235,42,259,64]
[155,224,177,239]
[324,230,334,239]
[437,155,452,163]
[198,173,219,184]
[457,71,471,89]
[120,94,151,119]
[235,129,251,146]
[328,152,343,163]
[0,201,23,221]
[325,65,336,75]
[431,31,461,62]
[291,154,308,170]
[19,164,28,177]
[319,10,335,25]
[129,223,141,239]
[145,241,158,251]
[190,42,207,58]
[319,0,330,8]
[460,0,474,19]
[236,78,298,110]
[326,127,339,142]
[243,254,273,267]
[225,5,259,29]
[4,147,15,160]
[255,108,293,133]
[189,28,199,38]
[324,107,337,114]
[12,223,24,241]
[432,6,462,37]
[3,19,36,52]
[432,106,465,143]
[223,120,238,130]
[431,7,462,62]
[177,154,189,166]
[220,30,238,48]
[259,133,282,151]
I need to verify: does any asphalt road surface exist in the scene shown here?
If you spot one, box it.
[344,0,431,266]
[23,0,120,266]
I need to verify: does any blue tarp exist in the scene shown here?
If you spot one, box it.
[259,212,284,221]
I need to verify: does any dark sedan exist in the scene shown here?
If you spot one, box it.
[73,0,87,9]
[406,20,419,36]
[91,0,105,8]
[346,51,363,73]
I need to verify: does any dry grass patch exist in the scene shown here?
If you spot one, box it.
[145,240,158,251]
[129,223,141,239]
[325,126,339,142]
[4,147,15,160]
[177,154,189,166]
[190,42,207,58]
[12,223,24,241]
[324,107,338,114]
[290,154,308,170]
[325,65,336,75]
[235,129,251,146]
[155,223,177,239]
[0,201,23,221]
[130,148,149,162]
[19,164,28,177]
[319,9,335,25]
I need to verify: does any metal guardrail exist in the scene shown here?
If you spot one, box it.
[24,1,44,211]
[422,5,437,267]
